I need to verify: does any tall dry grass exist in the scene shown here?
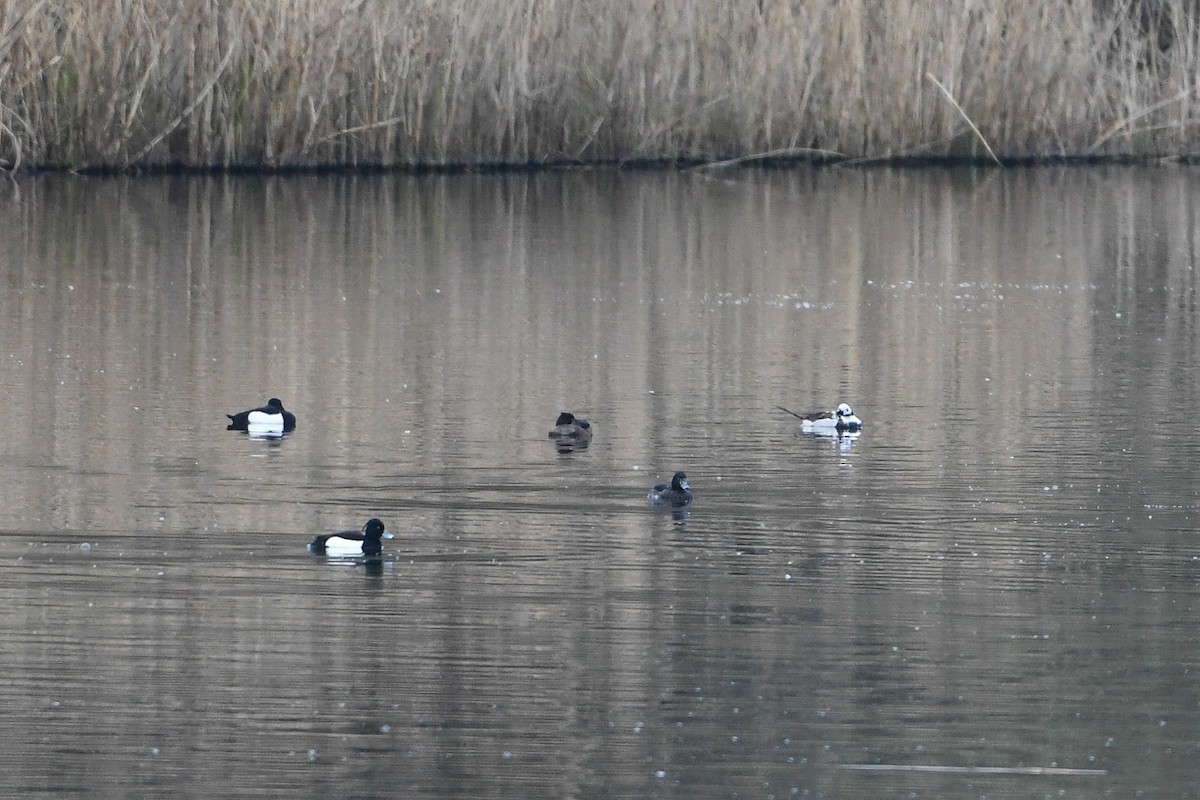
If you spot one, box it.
[0,0,1196,170]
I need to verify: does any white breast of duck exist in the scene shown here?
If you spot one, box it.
[247,409,285,431]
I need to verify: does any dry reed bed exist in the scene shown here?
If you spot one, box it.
[0,0,1195,170]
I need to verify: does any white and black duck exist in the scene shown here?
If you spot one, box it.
[308,518,394,557]
[226,397,297,433]
[778,402,862,433]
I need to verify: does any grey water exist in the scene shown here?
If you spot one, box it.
[0,167,1197,799]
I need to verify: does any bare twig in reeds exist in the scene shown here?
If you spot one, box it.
[124,24,241,169]
[1088,86,1200,154]
[925,73,1002,166]
[693,147,846,170]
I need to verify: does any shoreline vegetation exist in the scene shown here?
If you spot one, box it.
[1,1,1199,173]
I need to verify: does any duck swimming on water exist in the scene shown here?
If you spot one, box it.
[308,518,394,557]
[778,402,862,433]
[548,411,593,446]
[648,471,692,507]
[227,398,297,433]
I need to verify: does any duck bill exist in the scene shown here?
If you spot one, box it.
[382,530,395,539]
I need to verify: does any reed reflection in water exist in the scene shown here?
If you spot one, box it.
[0,168,1197,798]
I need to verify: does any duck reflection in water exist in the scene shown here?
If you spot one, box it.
[805,427,862,452]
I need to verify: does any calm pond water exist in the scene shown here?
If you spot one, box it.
[0,167,1198,799]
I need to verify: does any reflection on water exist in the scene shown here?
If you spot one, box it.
[0,168,1198,797]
